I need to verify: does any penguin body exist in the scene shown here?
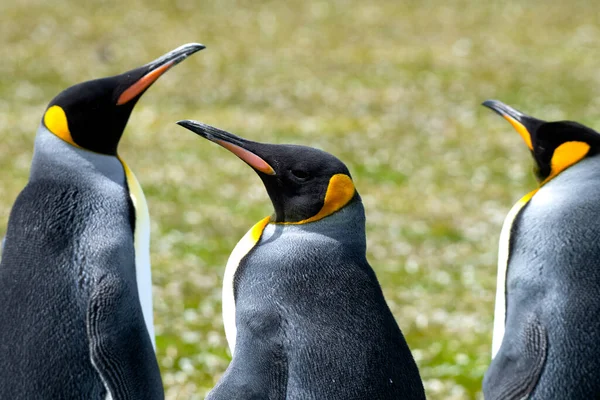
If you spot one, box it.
[0,43,203,399]
[178,121,425,400]
[1,127,154,399]
[483,100,600,399]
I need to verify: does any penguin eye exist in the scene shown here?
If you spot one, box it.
[290,169,310,181]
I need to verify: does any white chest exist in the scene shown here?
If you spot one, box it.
[120,159,155,350]
[492,189,537,358]
[222,216,271,355]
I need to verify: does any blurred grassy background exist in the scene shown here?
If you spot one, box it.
[2,0,600,398]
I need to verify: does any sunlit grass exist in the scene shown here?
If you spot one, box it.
[2,1,600,398]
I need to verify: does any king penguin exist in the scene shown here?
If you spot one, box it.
[0,43,204,399]
[177,120,425,400]
[482,99,600,399]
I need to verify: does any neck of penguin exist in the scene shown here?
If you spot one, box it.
[30,124,125,185]
[268,198,367,250]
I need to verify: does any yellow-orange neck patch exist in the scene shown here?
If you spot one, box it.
[541,141,590,185]
[43,105,80,148]
[280,173,356,225]
[250,216,272,241]
[503,115,533,151]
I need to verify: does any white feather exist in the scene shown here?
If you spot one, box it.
[120,159,155,350]
[222,217,270,355]
[492,190,537,358]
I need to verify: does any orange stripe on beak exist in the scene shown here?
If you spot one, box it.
[117,61,175,105]
[215,139,276,175]
[503,115,534,151]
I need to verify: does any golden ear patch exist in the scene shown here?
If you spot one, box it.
[503,115,533,151]
[287,173,356,225]
[43,105,80,148]
[543,141,590,185]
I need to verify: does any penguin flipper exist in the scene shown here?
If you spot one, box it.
[483,315,548,400]
[207,309,287,400]
[87,274,164,400]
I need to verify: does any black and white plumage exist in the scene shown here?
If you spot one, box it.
[0,43,203,399]
[483,100,600,399]
[178,120,425,400]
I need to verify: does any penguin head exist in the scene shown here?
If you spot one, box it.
[177,120,359,223]
[42,43,205,156]
[483,99,600,185]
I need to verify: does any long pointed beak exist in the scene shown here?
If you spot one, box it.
[177,120,276,175]
[117,43,205,105]
[482,99,540,151]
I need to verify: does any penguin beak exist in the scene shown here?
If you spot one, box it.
[177,120,276,175]
[482,99,539,151]
[117,43,206,106]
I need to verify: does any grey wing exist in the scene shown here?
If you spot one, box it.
[483,314,547,400]
[87,274,164,400]
[207,307,287,400]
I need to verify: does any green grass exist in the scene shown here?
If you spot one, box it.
[2,0,600,398]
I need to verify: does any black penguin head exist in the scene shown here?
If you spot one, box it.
[177,120,359,223]
[483,99,600,185]
[42,43,205,155]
